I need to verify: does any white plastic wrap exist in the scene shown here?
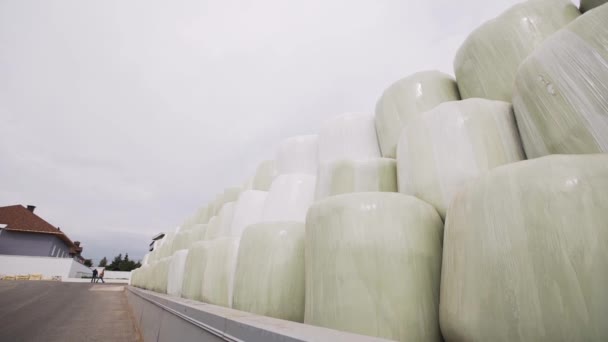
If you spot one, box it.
[181,241,211,301]
[276,135,319,175]
[305,193,444,341]
[512,5,608,157]
[440,155,608,341]
[204,216,220,240]
[315,158,397,200]
[580,0,607,12]
[318,113,381,164]
[262,174,316,222]
[194,205,212,225]
[375,71,461,158]
[167,249,189,297]
[141,253,150,266]
[454,0,580,101]
[200,237,240,307]
[152,257,171,294]
[232,222,305,322]
[171,230,195,254]
[228,190,268,238]
[252,160,278,191]
[190,223,207,241]
[213,188,241,215]
[397,99,525,218]
[157,232,175,259]
[215,202,236,238]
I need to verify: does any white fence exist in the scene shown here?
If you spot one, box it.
[0,254,92,280]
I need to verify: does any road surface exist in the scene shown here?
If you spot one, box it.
[0,280,141,342]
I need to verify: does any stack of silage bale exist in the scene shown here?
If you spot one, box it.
[440,3,608,341]
[133,1,608,341]
[232,135,317,322]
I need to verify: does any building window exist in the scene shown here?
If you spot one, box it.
[50,245,56,257]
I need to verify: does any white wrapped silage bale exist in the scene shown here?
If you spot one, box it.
[252,160,278,191]
[315,158,397,200]
[228,190,268,238]
[513,5,608,157]
[212,188,241,216]
[152,257,171,294]
[580,0,608,12]
[194,205,212,225]
[201,237,240,307]
[276,135,319,175]
[141,253,150,266]
[454,0,580,101]
[318,113,381,164]
[181,241,211,301]
[158,232,175,259]
[215,202,237,238]
[397,99,525,219]
[305,193,444,341]
[262,174,316,222]
[232,222,305,322]
[171,230,195,254]
[375,71,461,158]
[167,249,189,297]
[189,223,207,241]
[204,216,220,240]
[440,154,608,342]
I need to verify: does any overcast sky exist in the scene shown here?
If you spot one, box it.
[0,0,580,263]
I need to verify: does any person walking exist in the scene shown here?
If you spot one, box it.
[98,268,105,284]
[91,268,98,283]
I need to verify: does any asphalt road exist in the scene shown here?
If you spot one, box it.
[0,280,141,342]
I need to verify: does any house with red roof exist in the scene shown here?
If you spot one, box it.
[0,204,85,262]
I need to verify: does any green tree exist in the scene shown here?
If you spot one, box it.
[98,257,108,267]
[83,259,93,267]
[108,253,123,271]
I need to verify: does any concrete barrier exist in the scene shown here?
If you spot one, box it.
[127,286,390,342]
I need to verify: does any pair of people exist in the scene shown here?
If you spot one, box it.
[90,268,105,283]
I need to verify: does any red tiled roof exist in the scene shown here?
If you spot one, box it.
[0,205,77,249]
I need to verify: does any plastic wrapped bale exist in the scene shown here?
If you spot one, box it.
[213,188,241,215]
[440,154,608,342]
[252,160,278,191]
[318,113,381,164]
[228,190,268,238]
[276,135,319,175]
[580,0,608,12]
[190,223,208,241]
[262,174,316,222]
[201,237,240,307]
[152,257,171,294]
[232,222,305,322]
[181,241,211,301]
[305,193,444,341]
[157,232,175,259]
[171,230,196,254]
[315,158,397,200]
[215,202,237,238]
[204,216,220,240]
[375,71,461,158]
[397,99,525,219]
[194,205,212,225]
[141,253,150,266]
[454,0,580,101]
[512,5,608,157]
[167,250,189,297]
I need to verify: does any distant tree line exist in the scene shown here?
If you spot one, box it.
[93,253,141,271]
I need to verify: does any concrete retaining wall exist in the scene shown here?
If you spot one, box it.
[127,286,389,342]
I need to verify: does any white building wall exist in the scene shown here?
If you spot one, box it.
[0,254,92,280]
